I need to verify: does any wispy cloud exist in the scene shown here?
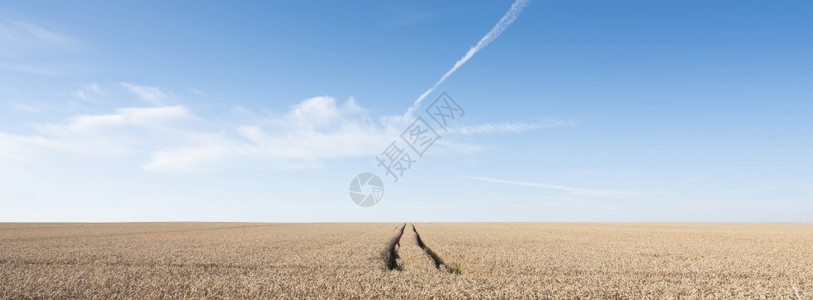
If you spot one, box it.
[405,0,532,118]
[448,120,574,135]
[0,20,84,76]
[0,83,564,173]
[0,106,191,161]
[141,96,564,172]
[60,106,189,133]
[0,94,393,172]
[10,103,44,113]
[75,82,101,101]
[143,96,393,172]
[121,83,169,105]
[461,176,638,198]
[561,171,601,179]
[0,20,79,57]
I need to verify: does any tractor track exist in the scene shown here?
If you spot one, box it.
[382,223,406,270]
[411,224,461,274]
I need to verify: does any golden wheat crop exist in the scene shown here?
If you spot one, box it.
[1,222,811,299]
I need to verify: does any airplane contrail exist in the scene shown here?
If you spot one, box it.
[404,0,532,119]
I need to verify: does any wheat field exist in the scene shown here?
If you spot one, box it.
[1,223,811,299]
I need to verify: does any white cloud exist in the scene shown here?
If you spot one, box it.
[461,176,638,198]
[142,96,391,172]
[287,96,365,129]
[0,96,390,172]
[0,90,563,173]
[0,106,190,161]
[0,133,34,159]
[121,83,169,105]
[143,133,234,173]
[64,106,188,133]
[0,132,72,160]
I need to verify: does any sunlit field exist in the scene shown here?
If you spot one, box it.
[1,223,811,299]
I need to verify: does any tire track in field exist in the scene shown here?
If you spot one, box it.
[382,223,406,270]
[411,224,461,274]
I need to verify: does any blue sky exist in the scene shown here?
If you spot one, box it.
[1,0,811,222]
